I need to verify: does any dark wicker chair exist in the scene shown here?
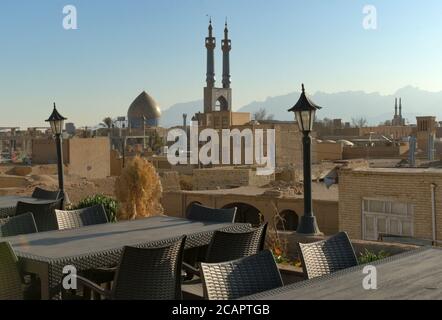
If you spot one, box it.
[0,212,38,237]
[31,187,62,200]
[0,242,40,300]
[182,223,268,299]
[200,250,283,300]
[70,236,187,300]
[16,199,63,232]
[186,203,237,223]
[184,203,238,279]
[297,231,358,280]
[55,205,108,230]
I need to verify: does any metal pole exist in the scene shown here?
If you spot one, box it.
[296,132,321,235]
[55,133,65,193]
[303,133,312,217]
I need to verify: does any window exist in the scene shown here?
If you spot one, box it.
[362,198,414,241]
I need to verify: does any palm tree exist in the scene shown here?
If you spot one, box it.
[100,117,114,137]
[101,117,113,129]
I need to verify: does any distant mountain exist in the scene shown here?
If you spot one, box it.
[239,86,442,125]
[159,100,203,128]
[159,87,442,128]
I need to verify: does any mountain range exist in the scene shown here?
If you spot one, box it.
[159,86,442,128]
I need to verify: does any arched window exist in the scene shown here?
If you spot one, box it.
[223,203,262,227]
[215,96,229,111]
[276,210,299,231]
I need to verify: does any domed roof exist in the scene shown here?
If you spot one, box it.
[127,91,161,120]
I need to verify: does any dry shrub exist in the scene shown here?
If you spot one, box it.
[265,201,290,263]
[115,156,164,220]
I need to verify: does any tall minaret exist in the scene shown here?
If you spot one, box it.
[205,19,216,88]
[399,98,402,118]
[222,19,232,89]
[395,98,398,117]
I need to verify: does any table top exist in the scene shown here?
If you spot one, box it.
[5,215,247,260]
[0,195,55,208]
[244,247,442,300]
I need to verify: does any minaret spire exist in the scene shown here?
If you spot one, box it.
[399,98,402,118]
[205,18,216,88]
[222,18,231,89]
[395,98,398,117]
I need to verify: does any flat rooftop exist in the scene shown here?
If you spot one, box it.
[183,182,339,202]
[350,167,442,174]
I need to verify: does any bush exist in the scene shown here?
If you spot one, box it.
[74,194,118,223]
[358,249,390,264]
[115,156,164,220]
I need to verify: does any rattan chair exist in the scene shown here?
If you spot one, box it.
[0,242,40,300]
[69,236,187,300]
[0,212,38,237]
[184,204,238,280]
[55,205,108,231]
[185,222,267,273]
[182,223,268,299]
[16,199,63,232]
[31,187,62,200]
[186,203,237,223]
[297,231,358,279]
[200,250,283,300]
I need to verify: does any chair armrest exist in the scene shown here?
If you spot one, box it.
[182,262,200,278]
[75,275,112,299]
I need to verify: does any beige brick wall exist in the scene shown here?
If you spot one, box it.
[162,191,339,236]
[343,145,405,159]
[339,169,442,241]
[67,138,110,179]
[193,168,273,190]
[32,139,68,164]
[314,143,343,161]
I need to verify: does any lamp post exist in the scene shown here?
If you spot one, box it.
[288,84,322,235]
[46,103,67,203]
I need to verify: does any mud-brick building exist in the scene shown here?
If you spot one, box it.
[339,167,442,243]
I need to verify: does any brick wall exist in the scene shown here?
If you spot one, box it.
[32,139,68,164]
[161,191,339,236]
[193,168,274,190]
[339,168,442,241]
[314,142,343,161]
[68,138,110,179]
[343,145,406,159]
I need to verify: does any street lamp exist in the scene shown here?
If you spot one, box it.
[288,84,322,235]
[46,103,68,205]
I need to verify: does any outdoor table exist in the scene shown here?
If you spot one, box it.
[4,215,250,300]
[242,247,442,300]
[0,196,55,218]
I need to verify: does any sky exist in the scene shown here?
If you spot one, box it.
[0,0,442,128]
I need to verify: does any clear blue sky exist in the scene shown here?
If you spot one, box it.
[1,0,441,127]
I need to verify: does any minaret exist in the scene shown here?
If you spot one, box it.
[205,19,216,88]
[395,98,398,117]
[222,19,232,89]
[399,98,402,118]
